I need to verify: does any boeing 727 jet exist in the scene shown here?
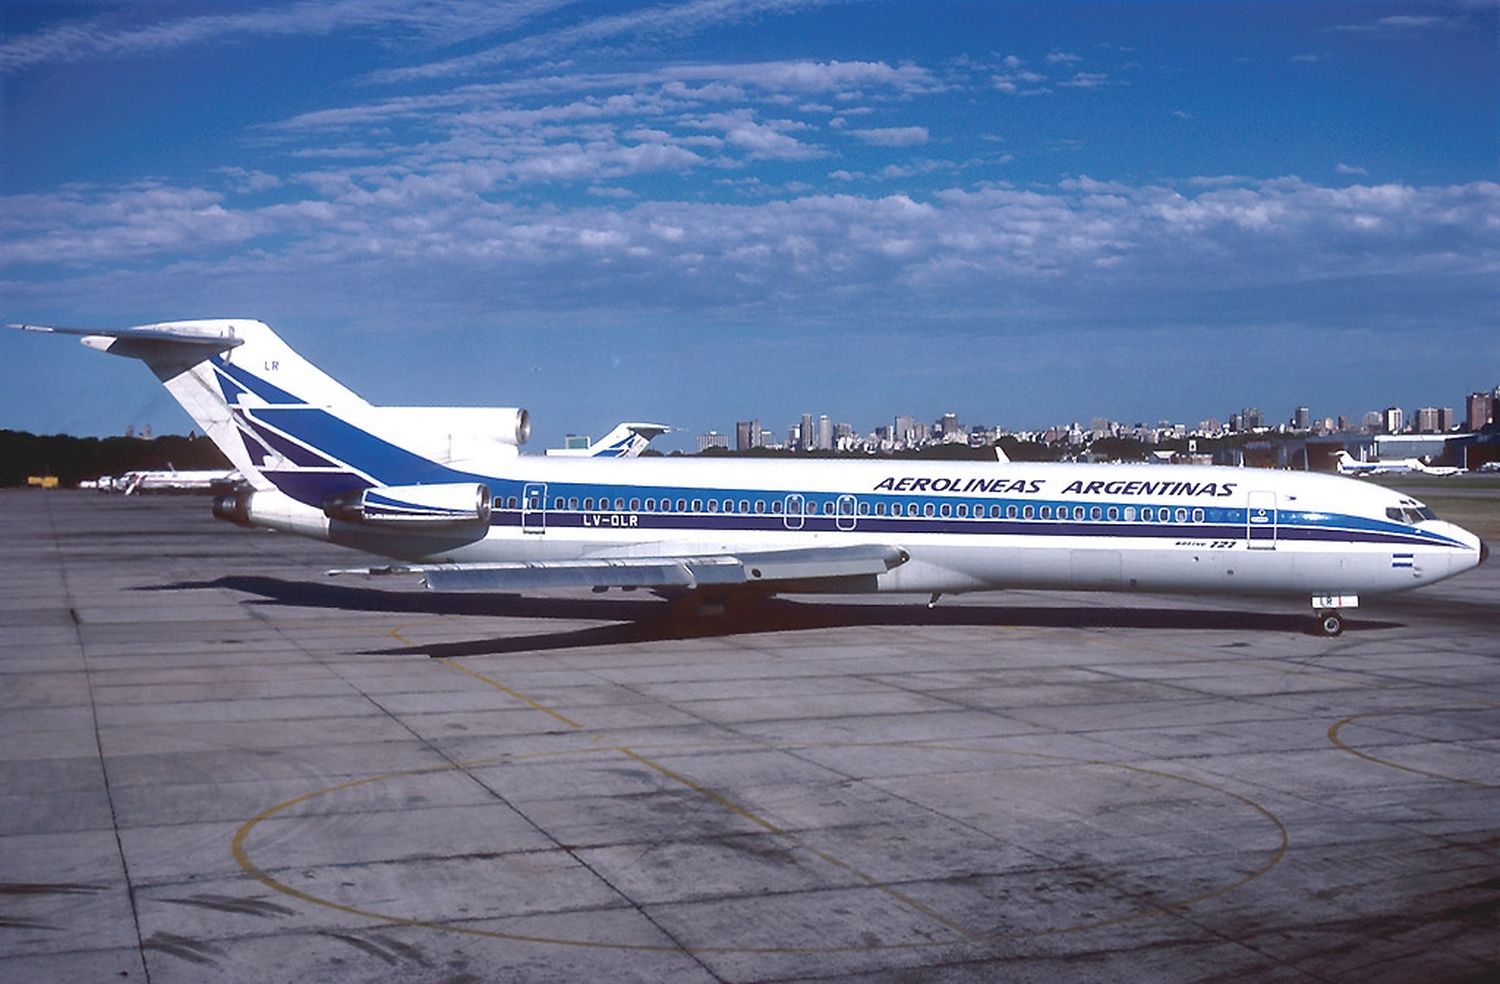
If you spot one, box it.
[10,320,1487,636]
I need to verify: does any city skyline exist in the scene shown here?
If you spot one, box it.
[1,2,1496,451]
[689,384,1500,455]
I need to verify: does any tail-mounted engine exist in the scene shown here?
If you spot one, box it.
[323,483,493,526]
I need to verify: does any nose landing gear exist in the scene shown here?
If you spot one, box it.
[1311,594,1357,637]
[1316,611,1344,637]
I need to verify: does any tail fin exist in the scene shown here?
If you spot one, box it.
[12,320,367,494]
[12,320,531,506]
[547,422,670,457]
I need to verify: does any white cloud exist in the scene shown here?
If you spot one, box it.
[371,0,845,82]
[1336,162,1370,176]
[1046,51,1082,64]
[1058,71,1113,89]
[848,126,929,147]
[6,175,1493,316]
[0,0,573,75]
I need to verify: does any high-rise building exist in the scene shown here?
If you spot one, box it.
[735,419,761,451]
[893,415,916,448]
[800,413,814,451]
[818,414,832,452]
[939,412,962,443]
[1413,407,1452,434]
[1381,407,1404,434]
[1467,391,1495,431]
[1293,406,1310,431]
[696,431,728,453]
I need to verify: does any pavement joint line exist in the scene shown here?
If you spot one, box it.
[417,627,984,942]
[43,494,154,984]
[240,624,1296,954]
[1327,702,1500,789]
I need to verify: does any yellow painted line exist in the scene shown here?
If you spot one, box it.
[435,657,585,731]
[385,626,586,730]
[1328,703,1499,789]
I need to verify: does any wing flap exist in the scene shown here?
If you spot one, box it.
[334,544,908,592]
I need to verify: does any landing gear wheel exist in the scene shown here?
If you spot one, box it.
[1316,611,1344,637]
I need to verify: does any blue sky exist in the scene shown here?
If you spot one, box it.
[2,0,1496,451]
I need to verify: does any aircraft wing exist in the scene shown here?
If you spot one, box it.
[333,543,910,592]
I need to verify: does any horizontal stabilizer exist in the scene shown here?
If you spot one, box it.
[332,543,909,592]
[8,323,245,350]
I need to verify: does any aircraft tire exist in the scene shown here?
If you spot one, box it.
[1317,612,1344,637]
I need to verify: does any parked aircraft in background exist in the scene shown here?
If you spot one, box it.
[546,422,671,458]
[10,320,1486,636]
[1334,451,1463,478]
[83,467,242,494]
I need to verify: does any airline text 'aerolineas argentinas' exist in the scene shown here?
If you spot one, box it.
[10,320,1486,636]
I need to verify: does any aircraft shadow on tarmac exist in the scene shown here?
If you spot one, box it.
[153,576,1402,658]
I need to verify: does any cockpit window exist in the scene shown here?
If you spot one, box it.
[1386,505,1438,525]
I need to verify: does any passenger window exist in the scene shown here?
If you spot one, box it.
[1023,505,1034,519]
[707,500,718,512]
[1192,508,1204,523]
[569,497,579,510]
[1124,506,1136,521]
[1107,506,1119,521]
[755,500,765,513]
[1006,504,1018,519]
[940,503,952,517]
[739,499,749,513]
[990,504,1001,518]
[507,496,518,509]
[1074,506,1085,521]
[1175,508,1188,523]
[660,498,671,513]
[771,500,782,514]
[858,502,870,516]
[1090,506,1102,521]
[692,499,702,512]
[957,503,968,518]
[876,502,887,516]
[614,497,625,511]
[630,498,640,511]
[924,503,935,517]
[1141,507,1152,521]
[583,497,593,510]
[644,498,655,511]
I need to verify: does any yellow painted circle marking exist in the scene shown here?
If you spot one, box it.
[1328,702,1500,789]
[232,740,1287,954]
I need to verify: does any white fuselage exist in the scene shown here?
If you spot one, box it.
[252,455,1483,600]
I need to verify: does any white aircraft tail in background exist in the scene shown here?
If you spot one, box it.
[10,320,1486,636]
[546,422,670,458]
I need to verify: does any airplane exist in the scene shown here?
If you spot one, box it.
[546,422,671,458]
[1334,451,1463,478]
[8,319,1487,637]
[109,467,242,494]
